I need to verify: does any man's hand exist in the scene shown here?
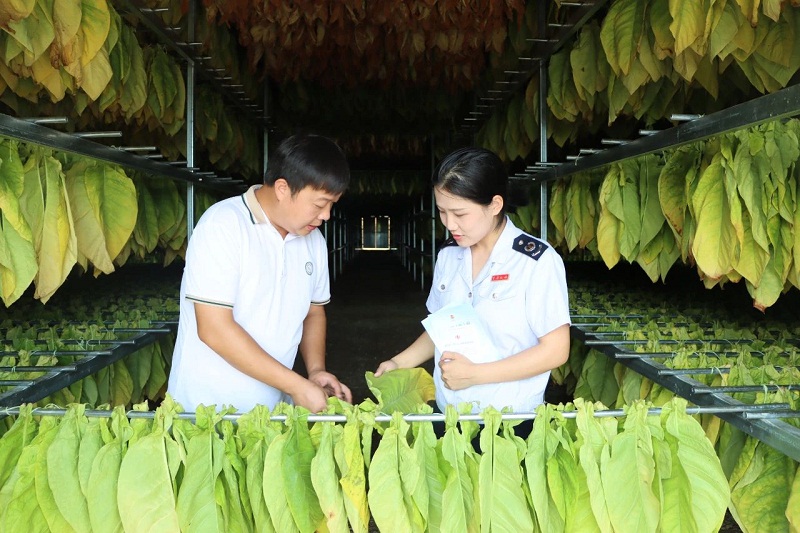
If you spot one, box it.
[308,370,353,403]
[439,351,478,391]
[374,359,399,377]
[289,379,331,413]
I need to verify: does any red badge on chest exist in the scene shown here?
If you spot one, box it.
[491,274,509,281]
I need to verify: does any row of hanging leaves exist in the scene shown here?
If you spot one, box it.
[203,0,525,91]
[0,136,218,307]
[479,0,800,163]
[541,119,800,311]
[0,393,731,533]
[0,0,261,180]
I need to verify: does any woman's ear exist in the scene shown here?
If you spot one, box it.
[491,194,504,215]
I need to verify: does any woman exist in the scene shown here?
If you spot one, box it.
[375,147,571,413]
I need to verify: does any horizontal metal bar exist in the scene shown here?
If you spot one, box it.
[585,339,752,346]
[73,131,123,139]
[0,366,77,372]
[535,83,800,182]
[0,403,783,422]
[614,351,766,359]
[0,350,113,357]
[693,385,800,394]
[0,114,239,193]
[0,380,35,386]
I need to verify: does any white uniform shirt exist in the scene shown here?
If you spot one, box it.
[426,217,570,413]
[167,185,330,412]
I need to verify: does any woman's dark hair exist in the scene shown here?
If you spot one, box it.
[433,147,508,214]
[265,134,350,195]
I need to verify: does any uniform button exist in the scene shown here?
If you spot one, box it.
[468,292,472,298]
[440,284,446,290]
[492,293,497,300]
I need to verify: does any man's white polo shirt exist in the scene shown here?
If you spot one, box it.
[167,185,330,412]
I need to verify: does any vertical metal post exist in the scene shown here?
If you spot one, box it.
[537,5,549,242]
[268,83,274,180]
[430,137,437,271]
[185,0,196,239]
[420,195,425,291]
[411,207,417,281]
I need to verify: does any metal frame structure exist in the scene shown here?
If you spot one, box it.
[570,321,800,462]
[0,320,177,411]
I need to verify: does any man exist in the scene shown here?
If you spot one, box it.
[168,133,352,413]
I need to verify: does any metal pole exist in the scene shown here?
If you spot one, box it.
[430,137,437,271]
[420,195,425,291]
[537,1,548,242]
[185,0,196,239]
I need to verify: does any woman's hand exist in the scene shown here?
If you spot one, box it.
[374,359,399,377]
[439,351,478,390]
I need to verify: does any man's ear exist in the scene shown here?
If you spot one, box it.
[274,178,291,201]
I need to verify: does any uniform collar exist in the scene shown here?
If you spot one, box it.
[487,216,519,265]
[242,185,269,224]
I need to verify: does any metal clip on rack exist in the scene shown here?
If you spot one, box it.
[570,317,800,462]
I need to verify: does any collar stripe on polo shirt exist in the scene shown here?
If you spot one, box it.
[243,185,269,224]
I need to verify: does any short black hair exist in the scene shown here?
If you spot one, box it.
[265,134,350,195]
[433,147,507,214]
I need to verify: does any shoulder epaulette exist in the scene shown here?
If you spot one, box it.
[440,237,458,248]
[512,233,548,260]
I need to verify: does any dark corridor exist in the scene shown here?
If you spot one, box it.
[322,250,431,404]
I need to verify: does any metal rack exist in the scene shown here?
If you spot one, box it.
[0,113,238,194]
[457,1,609,141]
[0,320,177,410]
[401,192,438,292]
[0,403,780,423]
[570,320,800,462]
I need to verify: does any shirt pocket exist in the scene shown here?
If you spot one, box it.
[431,273,463,309]
[478,281,520,304]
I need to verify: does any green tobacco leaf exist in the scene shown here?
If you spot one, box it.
[638,155,665,251]
[658,145,699,244]
[283,410,324,533]
[0,0,34,28]
[79,0,111,67]
[47,405,91,533]
[175,404,224,533]
[311,421,348,533]
[600,0,646,76]
[571,22,608,107]
[367,413,419,532]
[661,398,729,532]
[440,406,479,533]
[730,436,794,532]
[597,165,623,268]
[365,368,435,414]
[479,408,532,532]
[117,403,181,533]
[669,0,705,55]
[65,161,137,275]
[709,0,742,59]
[0,138,37,306]
[6,0,54,66]
[87,407,130,533]
[691,154,736,279]
[602,402,660,533]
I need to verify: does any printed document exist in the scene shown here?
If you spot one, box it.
[421,302,499,363]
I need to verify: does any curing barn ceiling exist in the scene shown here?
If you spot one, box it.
[200,0,530,169]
